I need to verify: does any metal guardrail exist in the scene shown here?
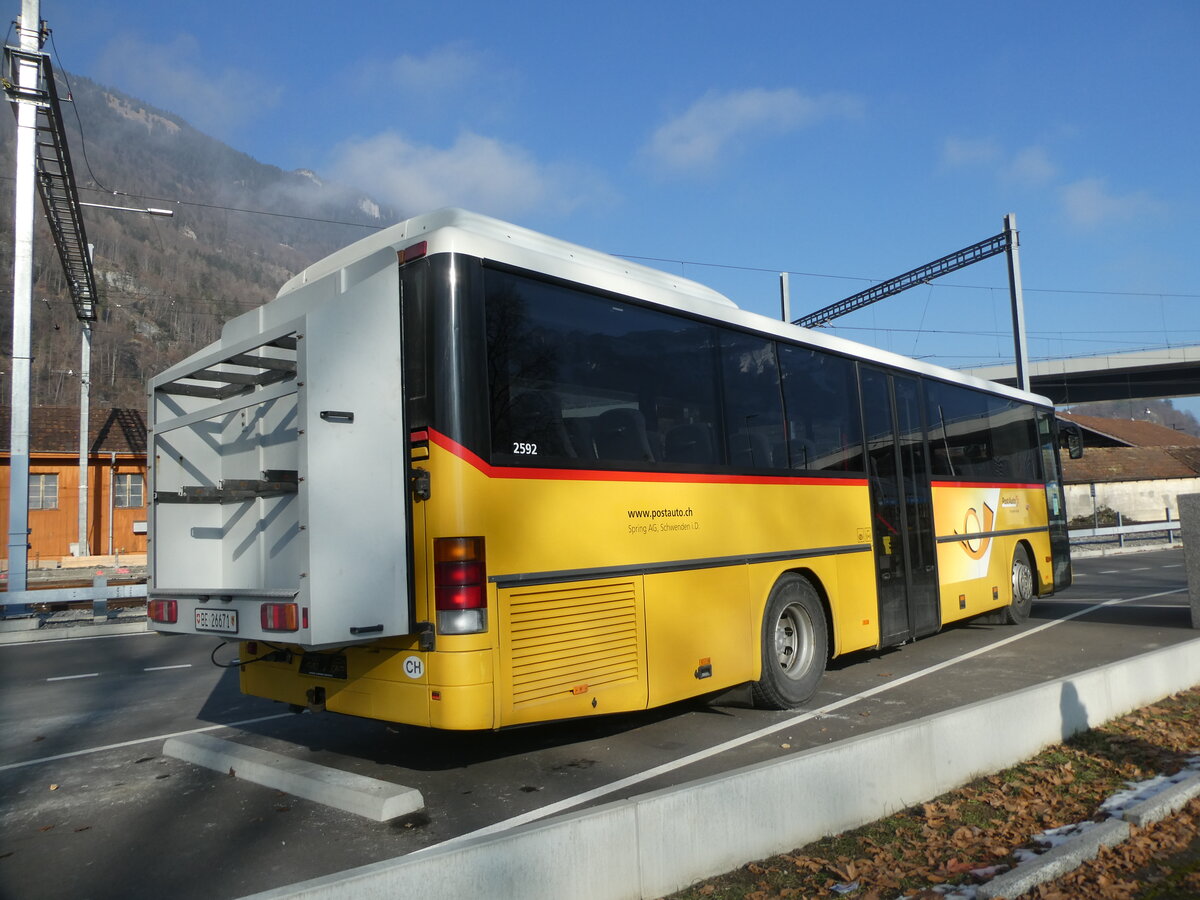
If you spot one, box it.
[1070,514,1180,548]
[0,576,147,619]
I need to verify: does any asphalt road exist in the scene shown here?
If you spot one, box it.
[0,546,1193,900]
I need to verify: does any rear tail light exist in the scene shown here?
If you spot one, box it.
[148,599,177,624]
[398,240,428,265]
[261,602,299,632]
[434,537,487,634]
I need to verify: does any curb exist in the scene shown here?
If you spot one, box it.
[975,770,1200,899]
[164,733,425,823]
[0,616,150,644]
[1123,770,1200,827]
[976,820,1131,899]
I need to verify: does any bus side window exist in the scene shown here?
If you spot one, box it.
[593,408,656,462]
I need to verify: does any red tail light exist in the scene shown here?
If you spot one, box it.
[148,599,177,624]
[434,537,487,634]
[261,602,299,632]
[399,240,428,265]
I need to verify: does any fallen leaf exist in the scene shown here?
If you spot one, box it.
[48,784,58,791]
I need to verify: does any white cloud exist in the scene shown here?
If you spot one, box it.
[357,44,485,92]
[95,34,281,139]
[644,87,863,173]
[1059,177,1164,228]
[941,138,1057,185]
[941,137,1002,167]
[329,131,610,219]
[1005,146,1058,185]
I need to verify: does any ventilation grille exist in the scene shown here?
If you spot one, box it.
[506,580,640,708]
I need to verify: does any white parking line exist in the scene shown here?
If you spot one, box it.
[144,664,193,672]
[423,586,1188,851]
[46,672,99,682]
[0,712,294,773]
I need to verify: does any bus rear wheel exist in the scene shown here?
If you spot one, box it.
[1003,544,1035,625]
[751,575,828,709]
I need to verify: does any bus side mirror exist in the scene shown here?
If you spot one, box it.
[1059,423,1083,460]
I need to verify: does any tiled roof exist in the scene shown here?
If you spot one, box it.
[0,407,146,454]
[1062,446,1200,484]
[1059,413,1200,448]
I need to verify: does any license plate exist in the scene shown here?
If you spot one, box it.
[195,608,238,633]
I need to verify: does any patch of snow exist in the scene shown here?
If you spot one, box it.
[358,197,381,219]
[294,169,323,186]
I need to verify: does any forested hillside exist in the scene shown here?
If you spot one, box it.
[0,71,401,409]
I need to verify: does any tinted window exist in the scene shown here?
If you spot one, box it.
[485,269,721,468]
[778,345,864,472]
[720,332,786,469]
[925,381,1039,483]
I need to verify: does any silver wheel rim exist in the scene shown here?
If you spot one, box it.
[1013,559,1033,603]
[774,603,815,680]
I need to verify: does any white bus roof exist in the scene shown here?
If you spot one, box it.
[274,207,1050,408]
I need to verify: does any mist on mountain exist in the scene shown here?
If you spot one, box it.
[0,71,403,409]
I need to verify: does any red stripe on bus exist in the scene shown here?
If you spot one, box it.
[931,480,1044,490]
[425,428,868,487]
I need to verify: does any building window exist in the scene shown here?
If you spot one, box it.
[114,473,145,509]
[29,474,58,510]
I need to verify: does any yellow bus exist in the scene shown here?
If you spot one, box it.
[147,209,1074,729]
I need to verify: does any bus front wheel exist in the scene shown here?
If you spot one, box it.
[751,575,828,709]
[1004,544,1035,625]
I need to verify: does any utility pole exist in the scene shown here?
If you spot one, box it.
[7,0,43,596]
[1004,213,1031,393]
[779,272,791,323]
[77,320,92,556]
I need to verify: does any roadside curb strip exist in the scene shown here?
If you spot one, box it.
[975,819,1130,900]
[163,733,425,823]
[1122,770,1200,827]
[0,618,149,644]
[239,636,1200,900]
[974,773,1200,899]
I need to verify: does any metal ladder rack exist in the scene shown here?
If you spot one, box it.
[154,335,298,401]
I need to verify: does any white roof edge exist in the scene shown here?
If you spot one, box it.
[273,207,1048,408]
[275,207,736,312]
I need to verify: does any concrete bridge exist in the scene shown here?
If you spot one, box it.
[967,345,1200,405]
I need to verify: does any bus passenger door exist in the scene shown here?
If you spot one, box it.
[861,368,939,645]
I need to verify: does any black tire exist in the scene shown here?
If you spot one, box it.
[1003,544,1035,625]
[751,575,828,709]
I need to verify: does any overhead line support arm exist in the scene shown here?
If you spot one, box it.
[793,231,1010,329]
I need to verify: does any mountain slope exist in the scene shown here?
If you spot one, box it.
[0,71,403,408]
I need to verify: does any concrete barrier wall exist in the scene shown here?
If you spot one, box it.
[247,637,1200,900]
[1181,493,1200,628]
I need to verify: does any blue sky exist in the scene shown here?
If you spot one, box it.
[34,0,1200,414]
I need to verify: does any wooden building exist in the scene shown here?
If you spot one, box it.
[0,407,147,566]
[1058,413,1200,524]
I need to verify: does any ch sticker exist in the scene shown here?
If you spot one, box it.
[403,656,425,679]
[957,502,995,560]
